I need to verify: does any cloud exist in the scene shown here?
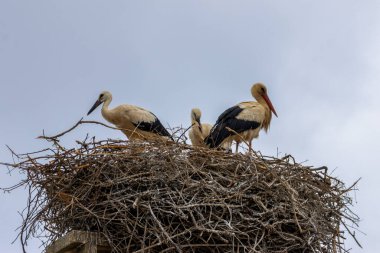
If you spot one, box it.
[1,0,380,252]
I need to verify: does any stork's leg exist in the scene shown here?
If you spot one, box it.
[248,140,253,153]
[223,139,232,153]
[227,141,232,153]
[235,141,239,153]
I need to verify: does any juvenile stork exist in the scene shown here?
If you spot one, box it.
[205,83,277,151]
[87,91,173,141]
[188,108,212,147]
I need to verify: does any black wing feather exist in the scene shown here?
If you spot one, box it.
[205,105,260,148]
[132,114,173,140]
[215,105,242,124]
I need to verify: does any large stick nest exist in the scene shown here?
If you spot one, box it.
[3,133,359,252]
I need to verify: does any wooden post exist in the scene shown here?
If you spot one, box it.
[46,230,111,253]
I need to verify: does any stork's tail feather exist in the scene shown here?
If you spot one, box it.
[155,127,174,141]
[204,125,225,148]
[204,135,216,148]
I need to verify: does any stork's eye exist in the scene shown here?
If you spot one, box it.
[261,87,265,93]
[99,94,104,99]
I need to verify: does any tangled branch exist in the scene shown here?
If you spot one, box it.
[2,124,360,252]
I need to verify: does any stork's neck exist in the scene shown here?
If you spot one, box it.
[252,94,271,131]
[191,118,198,126]
[192,117,203,133]
[253,94,265,105]
[261,102,272,132]
[103,97,111,110]
[101,98,116,124]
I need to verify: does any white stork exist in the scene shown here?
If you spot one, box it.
[188,108,212,147]
[87,91,173,141]
[205,83,277,151]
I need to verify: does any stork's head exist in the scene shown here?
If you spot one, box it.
[191,108,202,125]
[191,108,202,120]
[87,91,112,115]
[251,83,278,117]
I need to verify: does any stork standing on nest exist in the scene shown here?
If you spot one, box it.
[87,91,173,141]
[205,83,277,152]
[189,108,232,150]
[189,108,212,147]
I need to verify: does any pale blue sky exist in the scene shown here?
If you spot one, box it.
[1,1,379,252]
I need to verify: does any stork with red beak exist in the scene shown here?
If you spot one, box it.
[205,83,277,152]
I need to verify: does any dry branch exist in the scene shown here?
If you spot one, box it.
[2,127,360,253]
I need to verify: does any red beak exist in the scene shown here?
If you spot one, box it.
[262,93,278,117]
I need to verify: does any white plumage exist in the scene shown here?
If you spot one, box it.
[205,83,277,152]
[87,91,172,141]
[188,108,212,147]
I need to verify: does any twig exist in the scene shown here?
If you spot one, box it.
[148,205,183,253]
[2,133,361,252]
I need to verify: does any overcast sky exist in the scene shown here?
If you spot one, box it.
[1,1,379,252]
